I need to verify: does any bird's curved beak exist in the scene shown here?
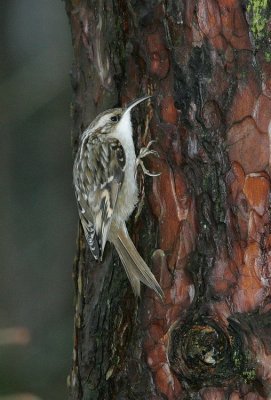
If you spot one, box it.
[122,95,152,117]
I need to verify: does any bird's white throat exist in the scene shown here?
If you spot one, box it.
[113,111,134,151]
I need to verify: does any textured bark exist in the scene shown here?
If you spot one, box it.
[66,1,271,399]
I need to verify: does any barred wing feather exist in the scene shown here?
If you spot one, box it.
[73,135,126,260]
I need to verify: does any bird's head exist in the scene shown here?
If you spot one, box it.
[87,95,151,136]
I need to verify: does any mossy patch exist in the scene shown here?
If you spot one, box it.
[247,0,271,52]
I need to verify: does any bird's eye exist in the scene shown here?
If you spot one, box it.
[110,115,120,122]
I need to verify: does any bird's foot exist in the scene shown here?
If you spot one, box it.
[135,140,161,177]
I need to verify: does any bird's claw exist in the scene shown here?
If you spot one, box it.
[138,140,160,159]
[137,160,161,177]
[135,140,161,177]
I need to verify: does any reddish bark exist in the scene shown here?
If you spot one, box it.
[66,0,271,399]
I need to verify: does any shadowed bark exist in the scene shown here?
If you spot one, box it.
[65,1,271,399]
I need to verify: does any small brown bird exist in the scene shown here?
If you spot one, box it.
[73,96,163,299]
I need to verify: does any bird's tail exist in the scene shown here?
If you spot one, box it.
[112,224,164,300]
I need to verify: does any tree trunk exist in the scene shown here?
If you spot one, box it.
[65,1,271,399]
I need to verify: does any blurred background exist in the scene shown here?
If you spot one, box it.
[0,1,76,399]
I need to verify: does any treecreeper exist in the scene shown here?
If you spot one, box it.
[73,96,164,300]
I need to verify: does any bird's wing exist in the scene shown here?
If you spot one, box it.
[74,135,126,260]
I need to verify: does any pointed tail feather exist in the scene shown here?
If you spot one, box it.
[114,239,141,297]
[112,225,164,300]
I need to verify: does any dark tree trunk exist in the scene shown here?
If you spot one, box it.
[65,1,271,399]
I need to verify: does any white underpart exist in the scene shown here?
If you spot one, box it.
[108,111,138,230]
